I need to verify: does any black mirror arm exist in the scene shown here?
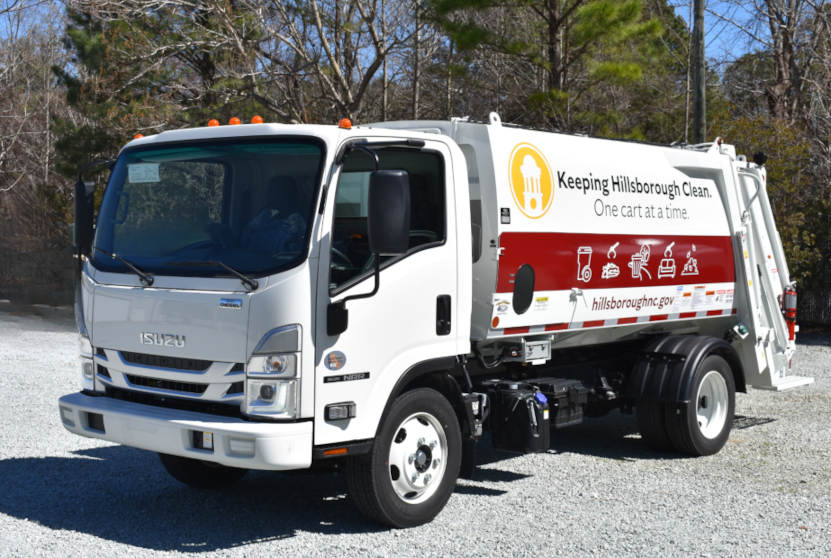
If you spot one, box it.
[350,145,380,172]
[77,159,114,182]
[335,256,381,310]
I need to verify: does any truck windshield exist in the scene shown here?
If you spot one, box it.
[92,137,325,278]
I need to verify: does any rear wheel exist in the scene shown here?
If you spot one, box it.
[666,355,736,456]
[636,398,674,452]
[158,453,248,488]
[347,388,461,528]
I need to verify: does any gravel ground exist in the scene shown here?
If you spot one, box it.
[1,308,830,557]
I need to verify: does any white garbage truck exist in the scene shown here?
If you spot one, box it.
[59,112,811,527]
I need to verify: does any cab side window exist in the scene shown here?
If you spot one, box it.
[330,148,445,291]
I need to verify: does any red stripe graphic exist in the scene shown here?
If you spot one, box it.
[504,327,530,335]
[617,317,639,324]
[679,312,697,318]
[649,314,669,321]
[545,323,568,331]
[583,320,605,328]
[497,232,735,293]
[706,310,724,316]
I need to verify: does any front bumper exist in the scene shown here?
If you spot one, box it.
[58,392,312,471]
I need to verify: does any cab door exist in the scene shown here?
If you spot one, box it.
[314,140,460,445]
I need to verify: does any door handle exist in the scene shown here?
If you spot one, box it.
[436,295,451,336]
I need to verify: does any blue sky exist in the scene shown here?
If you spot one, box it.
[671,0,762,68]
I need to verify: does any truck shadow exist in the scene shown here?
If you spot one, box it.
[472,410,688,473]
[0,412,773,547]
[0,446,384,551]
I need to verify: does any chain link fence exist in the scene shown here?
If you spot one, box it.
[799,291,831,325]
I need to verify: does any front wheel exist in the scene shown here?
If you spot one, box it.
[666,355,736,456]
[158,453,248,488]
[347,388,461,528]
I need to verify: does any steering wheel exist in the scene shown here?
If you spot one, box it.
[332,248,353,267]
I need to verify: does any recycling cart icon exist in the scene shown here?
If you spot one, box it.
[577,247,593,282]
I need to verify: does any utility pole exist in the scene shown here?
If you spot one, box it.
[692,0,705,144]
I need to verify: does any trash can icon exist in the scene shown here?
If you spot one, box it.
[577,247,593,282]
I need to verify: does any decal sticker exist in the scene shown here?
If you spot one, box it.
[128,163,160,183]
[658,242,677,279]
[692,286,706,310]
[534,297,549,312]
[508,143,554,219]
[672,286,684,312]
[495,300,511,315]
[324,372,370,383]
[324,351,347,371]
[577,247,593,282]
[501,207,511,224]
[628,243,652,281]
[682,244,700,275]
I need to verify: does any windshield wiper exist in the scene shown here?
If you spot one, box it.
[96,248,154,286]
[165,260,259,291]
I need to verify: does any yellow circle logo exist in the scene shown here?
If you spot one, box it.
[508,143,554,219]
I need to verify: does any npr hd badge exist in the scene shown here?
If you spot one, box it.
[324,351,346,370]
[324,372,370,383]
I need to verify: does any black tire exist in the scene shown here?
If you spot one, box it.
[636,398,675,453]
[347,388,461,528]
[666,355,736,456]
[158,453,248,488]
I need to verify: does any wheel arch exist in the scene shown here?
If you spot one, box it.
[626,335,746,404]
[375,357,468,439]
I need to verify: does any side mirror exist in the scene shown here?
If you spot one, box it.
[73,180,96,254]
[328,169,411,337]
[367,170,411,256]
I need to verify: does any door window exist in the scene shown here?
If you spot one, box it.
[330,148,445,291]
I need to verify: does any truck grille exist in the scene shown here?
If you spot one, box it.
[121,351,213,372]
[125,374,208,394]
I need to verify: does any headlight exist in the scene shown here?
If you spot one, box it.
[245,379,297,418]
[247,354,297,377]
[244,352,299,418]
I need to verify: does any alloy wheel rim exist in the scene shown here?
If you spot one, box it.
[388,412,448,504]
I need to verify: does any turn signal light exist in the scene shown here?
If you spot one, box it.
[339,118,352,129]
[323,447,348,457]
[133,133,144,139]
[229,117,241,125]
[207,119,220,127]
[251,115,264,124]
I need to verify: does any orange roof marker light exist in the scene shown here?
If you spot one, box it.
[339,118,352,130]
[133,134,144,139]
[229,117,241,125]
[251,115,264,124]
[207,119,220,127]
